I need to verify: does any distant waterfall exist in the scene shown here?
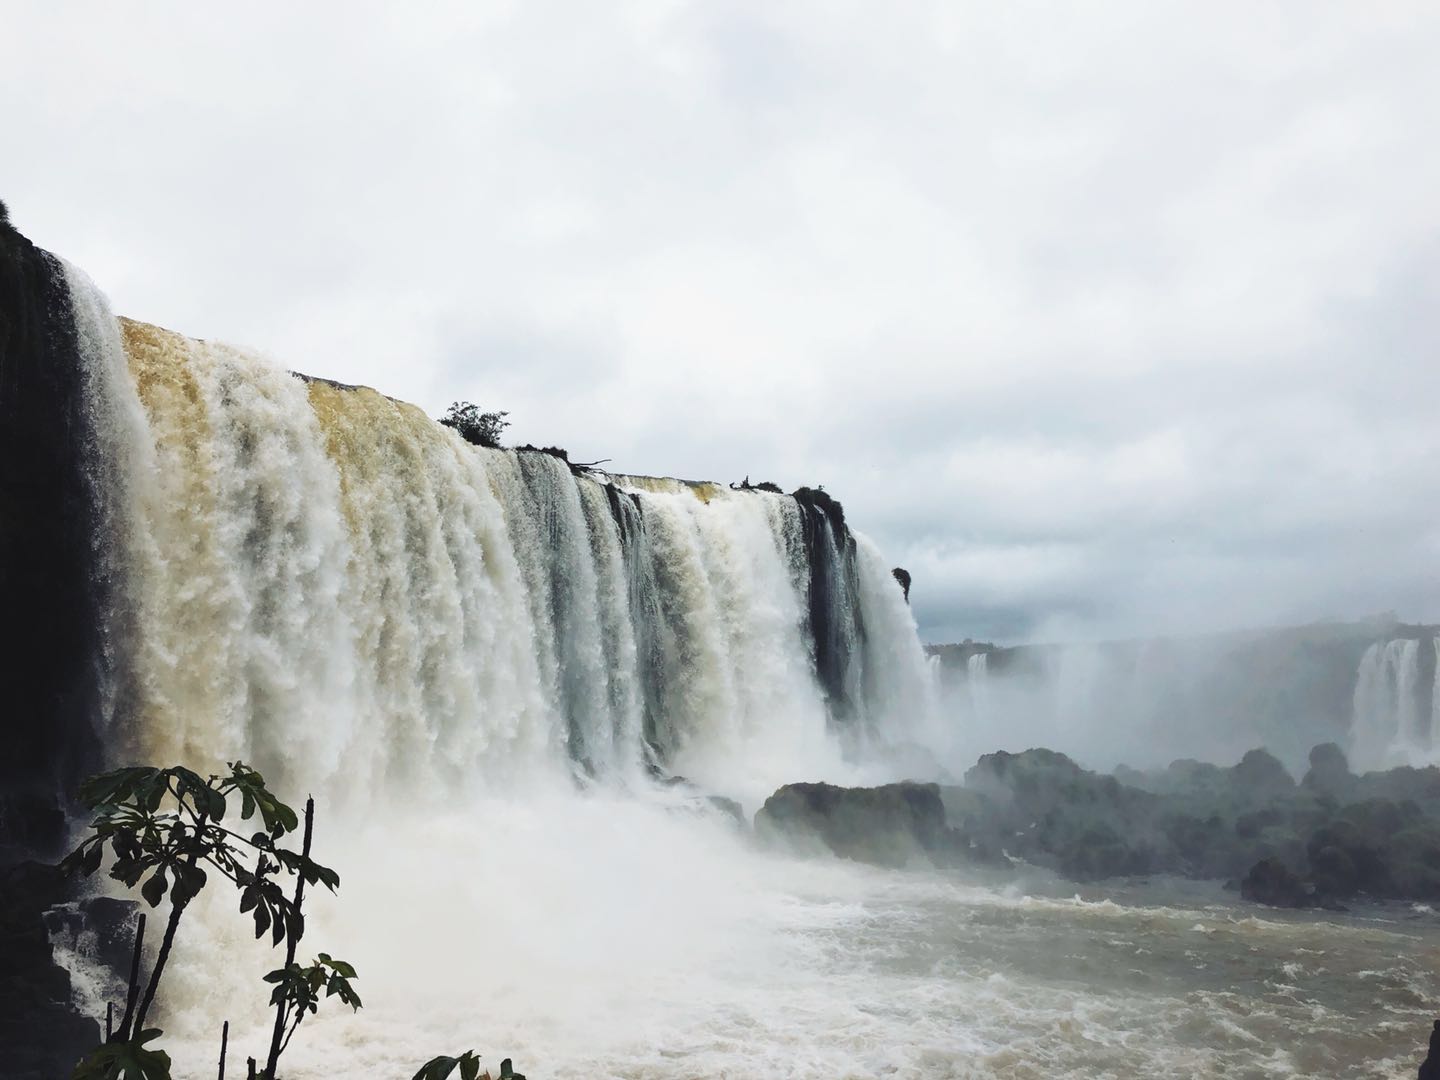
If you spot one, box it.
[966,653,989,721]
[1350,639,1438,771]
[53,268,935,806]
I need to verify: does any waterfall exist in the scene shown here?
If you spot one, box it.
[966,652,989,723]
[1433,638,1440,752]
[47,270,937,810]
[1349,639,1431,771]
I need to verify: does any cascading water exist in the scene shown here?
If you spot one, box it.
[967,652,989,723]
[59,283,934,804]
[21,258,944,1076]
[1349,638,1439,771]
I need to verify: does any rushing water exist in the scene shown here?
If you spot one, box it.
[67,279,934,807]
[1351,639,1440,772]
[141,793,1440,1079]
[49,264,1439,1078]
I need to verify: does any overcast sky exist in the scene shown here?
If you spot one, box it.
[6,2,1438,644]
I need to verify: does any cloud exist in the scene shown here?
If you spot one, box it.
[4,0,1438,643]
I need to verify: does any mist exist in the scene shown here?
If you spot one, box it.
[926,615,1438,778]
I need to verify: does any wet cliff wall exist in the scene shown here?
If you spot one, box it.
[0,207,105,861]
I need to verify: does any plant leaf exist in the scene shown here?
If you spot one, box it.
[141,868,168,908]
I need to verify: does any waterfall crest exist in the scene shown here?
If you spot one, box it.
[57,271,935,806]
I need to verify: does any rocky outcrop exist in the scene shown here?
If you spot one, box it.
[1240,857,1313,908]
[760,745,1440,906]
[0,862,103,1079]
[755,782,950,868]
[0,210,107,861]
[1419,1019,1440,1080]
[891,567,911,602]
[0,208,129,1079]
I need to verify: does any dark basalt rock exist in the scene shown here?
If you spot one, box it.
[515,443,570,462]
[0,212,133,1077]
[1240,856,1313,908]
[44,895,142,976]
[767,743,1440,903]
[0,861,104,1079]
[790,486,846,532]
[729,477,784,494]
[959,749,1169,880]
[755,781,949,868]
[892,566,911,602]
[790,486,865,727]
[1,211,108,861]
[1419,1018,1440,1080]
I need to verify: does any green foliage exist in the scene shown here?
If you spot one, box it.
[412,1051,485,1080]
[265,953,363,1016]
[64,761,522,1079]
[411,1053,525,1080]
[440,401,509,448]
[71,1030,171,1080]
[63,762,334,931]
[62,762,357,1079]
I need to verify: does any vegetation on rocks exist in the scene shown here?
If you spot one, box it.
[439,402,509,448]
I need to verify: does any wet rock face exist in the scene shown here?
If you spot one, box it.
[755,782,950,868]
[44,895,142,976]
[0,862,103,1079]
[0,215,113,1079]
[892,567,911,602]
[1419,1019,1440,1080]
[758,744,1440,903]
[0,216,106,860]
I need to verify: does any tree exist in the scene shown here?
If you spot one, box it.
[54,762,521,1079]
[60,763,359,1080]
[439,402,509,448]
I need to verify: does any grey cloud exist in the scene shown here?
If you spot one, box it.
[4,1,1438,646]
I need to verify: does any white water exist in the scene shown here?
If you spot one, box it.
[142,792,1440,1079]
[71,293,936,805]
[1350,638,1440,772]
[59,269,969,1074]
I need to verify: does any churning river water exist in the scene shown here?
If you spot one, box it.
[110,792,1437,1080]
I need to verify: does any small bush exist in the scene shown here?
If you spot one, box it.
[440,402,509,448]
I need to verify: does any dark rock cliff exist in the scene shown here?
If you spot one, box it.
[0,206,106,864]
[0,207,117,1079]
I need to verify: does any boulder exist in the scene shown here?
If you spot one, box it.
[891,567,911,602]
[0,860,101,1077]
[963,749,1166,880]
[1418,1018,1440,1080]
[755,782,949,868]
[1240,857,1313,908]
